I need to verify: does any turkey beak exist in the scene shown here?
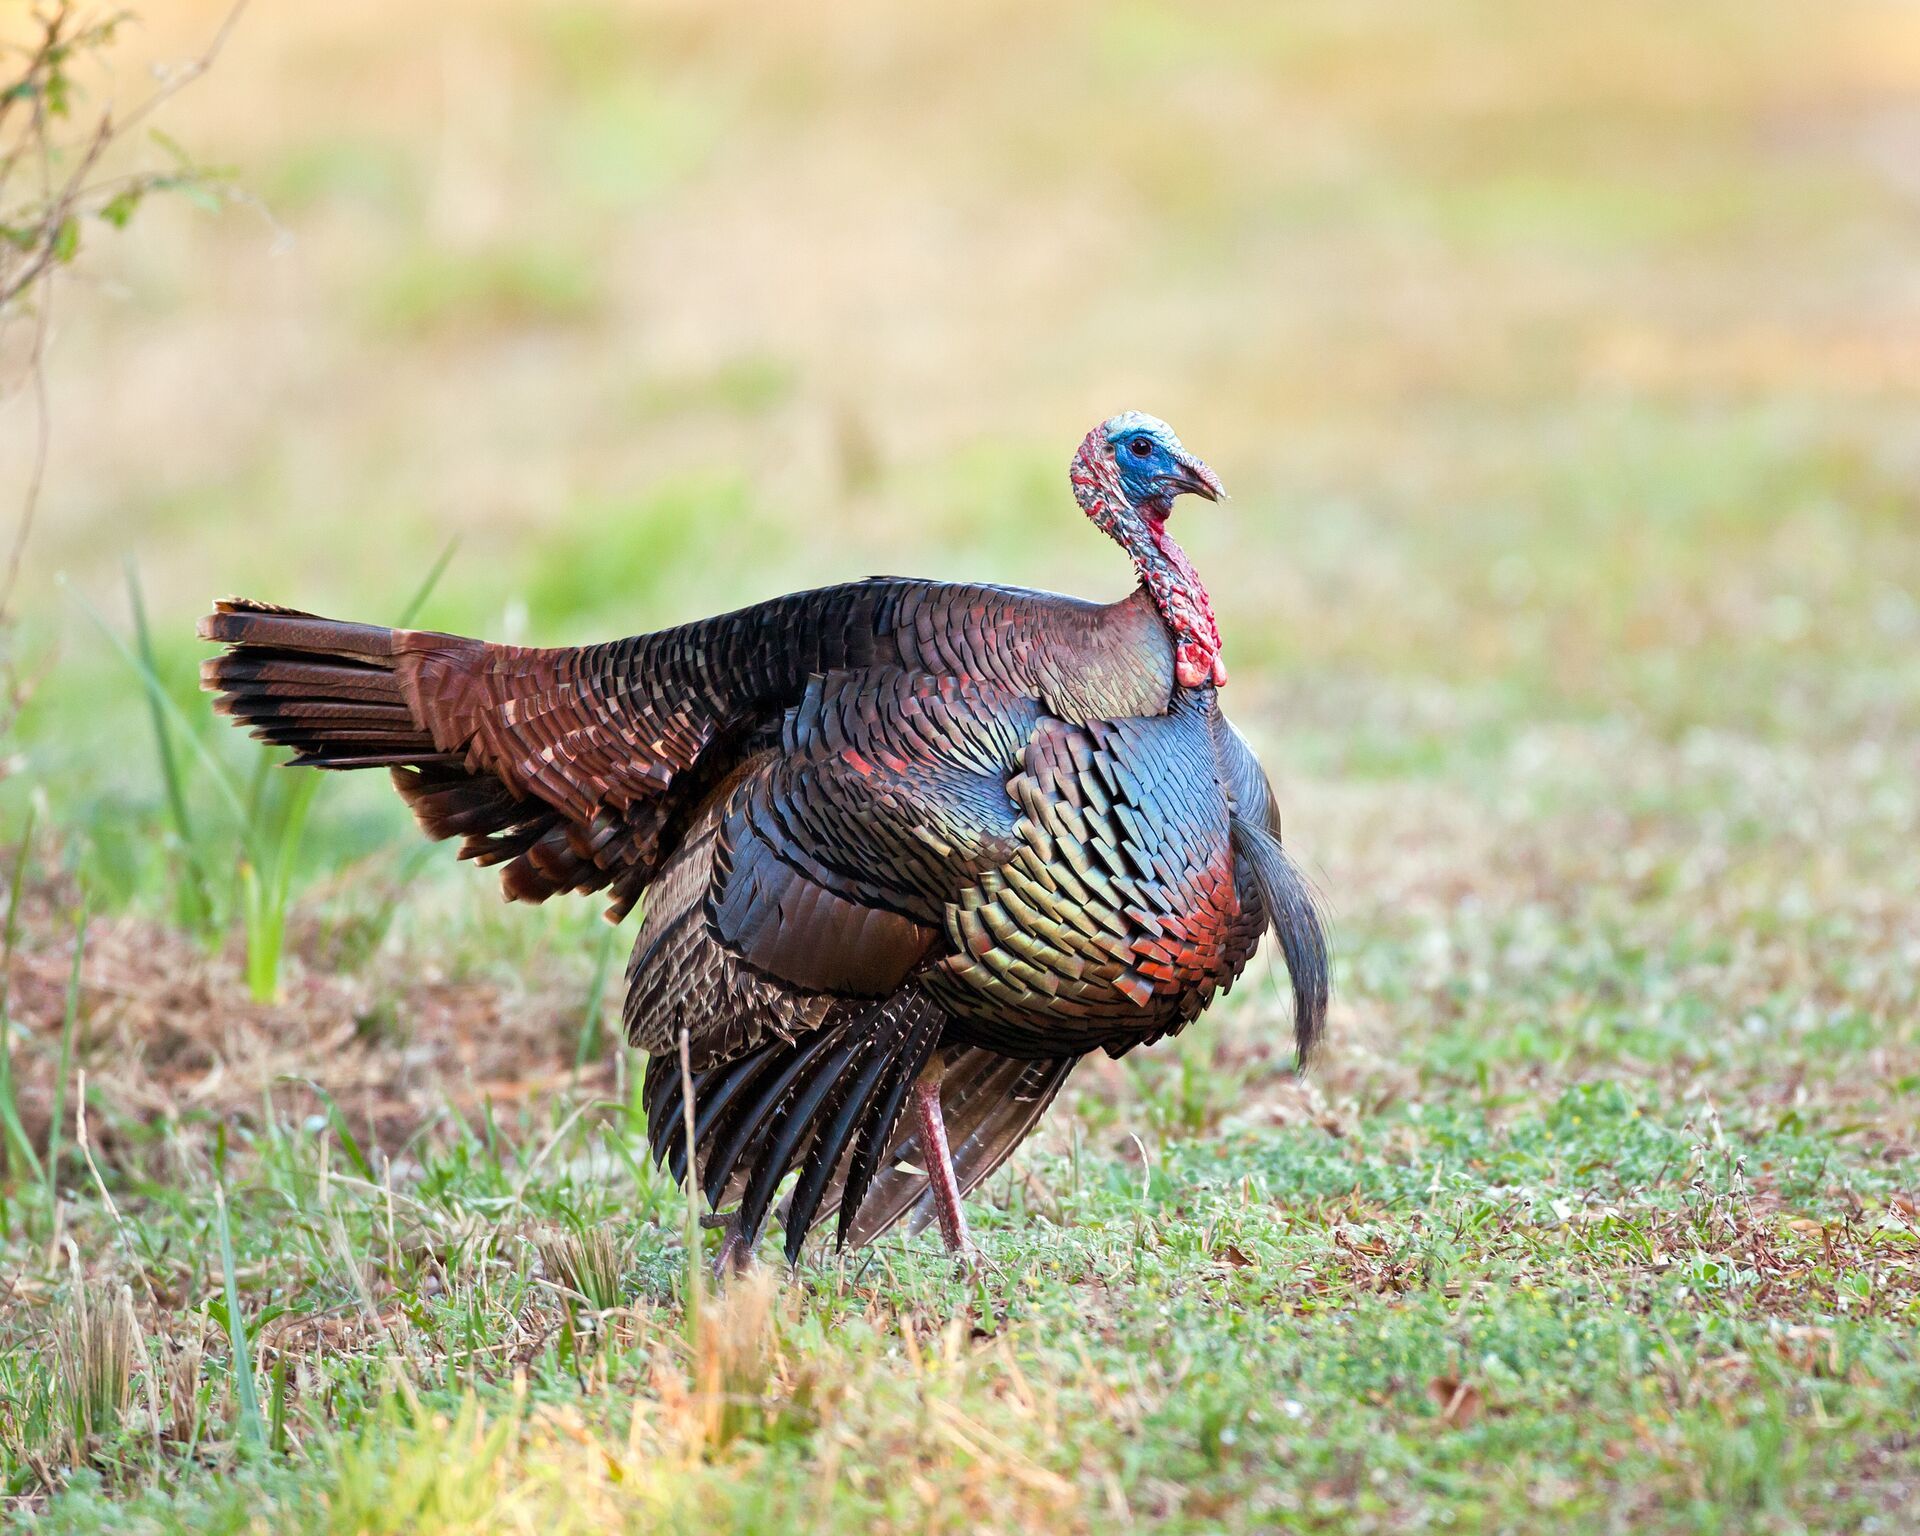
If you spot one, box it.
[1170,452,1225,503]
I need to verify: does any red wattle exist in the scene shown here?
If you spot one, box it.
[1069,429,1226,691]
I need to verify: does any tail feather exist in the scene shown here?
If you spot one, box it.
[207,655,409,704]
[647,1043,786,1187]
[1229,814,1330,1068]
[832,1028,930,1251]
[198,599,442,766]
[789,991,944,1259]
[783,1030,901,1257]
[699,1026,845,1211]
[223,699,419,729]
[390,769,527,840]
[735,1030,865,1260]
[198,601,401,661]
[200,597,598,900]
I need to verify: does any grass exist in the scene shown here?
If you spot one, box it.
[62,551,459,1005]
[0,808,44,1189]
[1,0,1918,1529]
[42,910,84,1220]
[0,1037,1915,1531]
[50,1279,137,1466]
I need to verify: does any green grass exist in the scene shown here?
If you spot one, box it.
[364,241,605,338]
[2,644,1917,1529]
[2,1056,1916,1532]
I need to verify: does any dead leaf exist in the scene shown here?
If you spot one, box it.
[1427,1376,1483,1429]
[1218,1244,1255,1268]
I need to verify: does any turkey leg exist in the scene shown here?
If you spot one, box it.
[912,1065,976,1264]
[708,1211,754,1279]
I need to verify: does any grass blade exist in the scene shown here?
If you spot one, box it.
[574,921,619,1070]
[53,1273,137,1464]
[301,1083,374,1182]
[212,1182,266,1449]
[231,746,273,924]
[0,806,45,1189]
[61,575,252,829]
[70,544,457,1010]
[269,1351,288,1454]
[242,769,318,1003]
[396,536,458,627]
[43,909,86,1215]
[125,560,215,935]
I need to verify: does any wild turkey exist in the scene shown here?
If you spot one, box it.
[199,413,1328,1267]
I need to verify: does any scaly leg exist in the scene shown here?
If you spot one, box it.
[703,1210,754,1279]
[912,1066,976,1267]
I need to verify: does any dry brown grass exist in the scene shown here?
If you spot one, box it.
[0,872,595,1156]
[50,1275,137,1461]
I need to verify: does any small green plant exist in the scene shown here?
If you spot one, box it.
[65,542,457,1003]
[1,1,245,639]
[573,922,620,1069]
[127,564,215,938]
[233,751,319,1004]
[0,9,232,317]
[66,577,282,997]
[0,1343,58,1490]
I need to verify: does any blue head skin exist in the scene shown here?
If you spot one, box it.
[1103,411,1225,519]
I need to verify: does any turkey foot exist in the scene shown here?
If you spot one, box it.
[912,1066,978,1272]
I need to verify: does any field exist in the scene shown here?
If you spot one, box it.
[2,0,1919,1530]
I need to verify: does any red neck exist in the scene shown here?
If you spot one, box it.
[1070,428,1226,688]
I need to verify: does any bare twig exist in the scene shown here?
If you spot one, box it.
[0,0,251,623]
[1,281,53,622]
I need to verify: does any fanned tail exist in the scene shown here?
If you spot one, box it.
[198,598,605,904]
[1229,814,1330,1068]
[197,599,448,769]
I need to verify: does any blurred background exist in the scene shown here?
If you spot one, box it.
[0,0,1916,1099]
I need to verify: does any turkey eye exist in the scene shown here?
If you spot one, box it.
[1129,437,1154,458]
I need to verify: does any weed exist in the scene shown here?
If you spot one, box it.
[125,563,214,939]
